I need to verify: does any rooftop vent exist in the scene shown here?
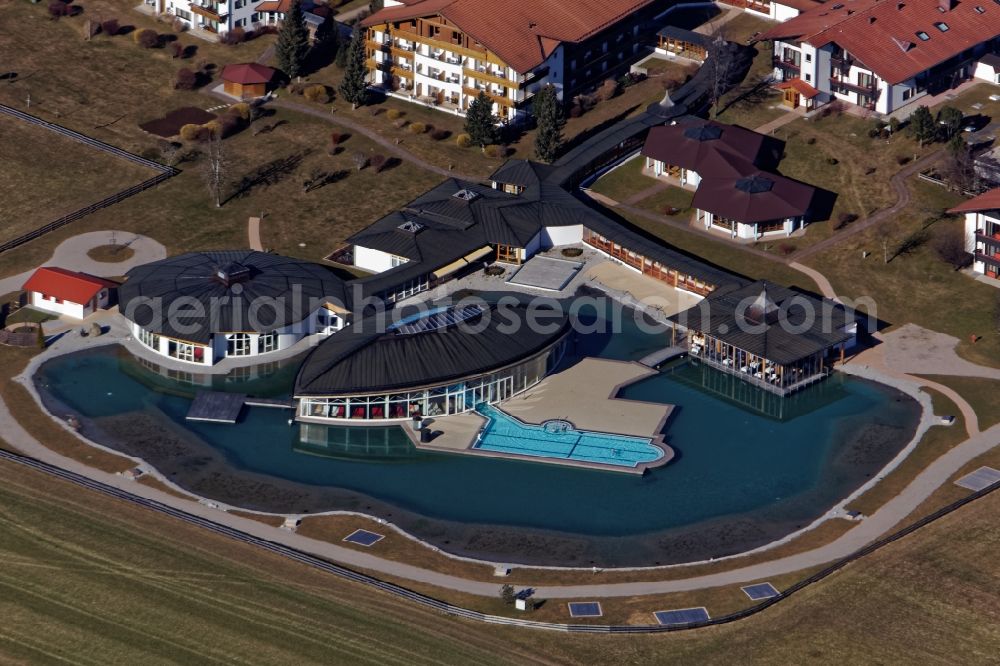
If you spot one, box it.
[452,188,481,202]
[735,174,775,194]
[869,15,877,23]
[893,36,915,52]
[832,2,843,7]
[397,220,425,234]
[683,124,723,142]
[215,262,252,286]
[939,0,955,11]
[897,2,905,9]
[975,5,986,13]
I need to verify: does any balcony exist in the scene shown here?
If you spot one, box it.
[463,66,509,87]
[462,86,512,109]
[517,66,549,89]
[829,76,877,94]
[772,56,801,71]
[975,251,1000,268]
[190,3,225,20]
[976,230,1000,249]
[393,29,487,60]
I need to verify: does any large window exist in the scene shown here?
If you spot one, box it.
[168,339,204,363]
[258,331,278,354]
[298,339,568,422]
[137,327,160,351]
[227,333,252,356]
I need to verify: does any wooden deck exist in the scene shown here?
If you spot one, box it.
[187,391,246,423]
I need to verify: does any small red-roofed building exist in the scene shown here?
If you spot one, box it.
[221,63,275,99]
[948,188,1000,279]
[22,267,116,320]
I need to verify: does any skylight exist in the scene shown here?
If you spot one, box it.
[975,5,986,12]
[934,21,950,31]
[916,31,930,41]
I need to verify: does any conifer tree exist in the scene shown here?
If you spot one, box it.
[532,85,564,162]
[465,91,499,148]
[339,26,370,109]
[275,0,310,79]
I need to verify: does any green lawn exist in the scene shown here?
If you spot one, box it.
[917,375,1000,430]
[713,44,785,130]
[636,184,694,216]
[806,178,1000,368]
[589,155,647,200]
[2,447,1000,663]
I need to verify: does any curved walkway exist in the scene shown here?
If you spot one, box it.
[0,230,166,295]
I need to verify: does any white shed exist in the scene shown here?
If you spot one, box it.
[22,267,115,320]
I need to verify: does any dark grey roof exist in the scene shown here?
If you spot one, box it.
[119,250,350,344]
[294,303,570,395]
[656,25,712,47]
[668,280,853,365]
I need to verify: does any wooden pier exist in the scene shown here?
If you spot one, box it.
[186,392,294,424]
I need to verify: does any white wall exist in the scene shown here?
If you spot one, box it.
[975,61,1000,83]
[540,225,584,248]
[354,246,404,273]
[771,1,802,22]
[30,292,86,319]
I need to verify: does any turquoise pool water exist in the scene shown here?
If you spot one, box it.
[473,403,664,469]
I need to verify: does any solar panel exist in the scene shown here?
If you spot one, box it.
[954,466,1000,491]
[343,529,384,547]
[653,607,710,626]
[395,304,484,335]
[741,582,779,600]
[567,602,603,618]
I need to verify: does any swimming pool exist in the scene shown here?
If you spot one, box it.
[473,403,665,470]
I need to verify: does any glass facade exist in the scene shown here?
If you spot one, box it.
[298,339,567,422]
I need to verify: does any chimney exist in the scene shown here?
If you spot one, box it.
[938,0,954,11]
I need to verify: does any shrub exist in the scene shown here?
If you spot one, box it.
[896,155,911,166]
[329,131,345,145]
[221,27,246,45]
[202,120,222,138]
[303,84,331,103]
[101,18,119,36]
[174,67,197,90]
[393,119,408,129]
[598,78,619,102]
[287,81,307,95]
[826,157,839,165]
[484,265,505,276]
[134,28,159,48]
[561,248,583,258]
[228,102,251,121]
[370,154,387,172]
[455,133,472,148]
[386,108,402,120]
[777,243,796,256]
[430,128,449,141]
[568,104,583,118]
[169,41,184,58]
[48,1,70,18]
[806,136,816,145]
[483,144,503,158]
[216,114,241,138]
[351,151,368,171]
[171,18,187,33]
[836,212,859,229]
[179,124,202,141]
[407,121,426,134]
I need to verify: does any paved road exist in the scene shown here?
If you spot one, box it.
[0,230,166,295]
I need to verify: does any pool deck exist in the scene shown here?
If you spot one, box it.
[403,358,675,474]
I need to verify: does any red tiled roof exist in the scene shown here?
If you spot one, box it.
[256,0,292,12]
[362,0,658,73]
[777,77,820,98]
[22,267,116,305]
[221,63,276,85]
[948,188,1000,213]
[762,0,1000,85]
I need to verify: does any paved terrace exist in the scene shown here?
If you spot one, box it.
[502,358,673,439]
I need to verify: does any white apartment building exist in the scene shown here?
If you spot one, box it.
[362,0,657,121]
[950,189,1000,281]
[764,0,1000,116]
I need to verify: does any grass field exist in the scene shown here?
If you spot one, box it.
[2,451,1000,663]
[917,375,1000,430]
[805,178,1000,368]
[0,114,156,243]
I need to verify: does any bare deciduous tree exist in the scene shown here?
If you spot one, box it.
[203,135,229,208]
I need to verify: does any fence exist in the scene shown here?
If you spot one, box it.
[0,104,179,255]
[1,444,996,633]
